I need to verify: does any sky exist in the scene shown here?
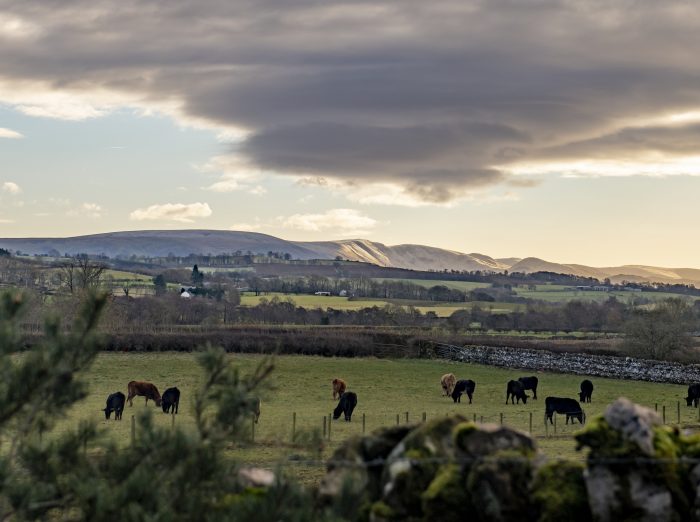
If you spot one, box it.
[1,0,700,267]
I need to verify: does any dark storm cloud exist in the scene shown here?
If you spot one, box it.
[2,0,700,201]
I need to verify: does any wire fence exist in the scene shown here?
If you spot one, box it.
[234,400,700,445]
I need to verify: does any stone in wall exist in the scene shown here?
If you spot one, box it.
[436,344,700,385]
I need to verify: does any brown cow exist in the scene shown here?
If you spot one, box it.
[127,381,162,407]
[441,373,456,396]
[332,378,347,400]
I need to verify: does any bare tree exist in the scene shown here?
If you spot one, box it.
[59,255,107,293]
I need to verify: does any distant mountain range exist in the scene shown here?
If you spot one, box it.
[2,229,699,286]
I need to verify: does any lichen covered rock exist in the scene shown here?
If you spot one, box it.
[575,398,683,522]
[466,449,535,522]
[319,424,413,503]
[378,416,467,518]
[532,460,591,522]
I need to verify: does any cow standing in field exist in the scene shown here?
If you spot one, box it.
[545,397,585,424]
[127,381,162,407]
[332,378,347,400]
[103,391,125,420]
[451,379,476,404]
[441,373,457,396]
[579,380,594,403]
[161,387,180,414]
[686,384,700,407]
[333,391,357,421]
[518,376,539,400]
[506,380,528,405]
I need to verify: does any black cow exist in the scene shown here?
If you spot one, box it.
[161,387,180,414]
[451,379,476,404]
[518,376,538,400]
[333,391,358,422]
[545,397,584,424]
[686,384,700,407]
[506,380,528,404]
[579,380,594,403]
[103,391,125,420]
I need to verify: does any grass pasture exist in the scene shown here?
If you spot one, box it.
[239,292,518,316]
[44,353,700,485]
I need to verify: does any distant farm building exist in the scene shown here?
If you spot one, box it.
[314,291,331,296]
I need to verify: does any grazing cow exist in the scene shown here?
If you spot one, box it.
[126,381,162,407]
[686,384,700,407]
[441,373,457,396]
[518,376,539,400]
[252,397,261,423]
[333,391,358,421]
[332,378,347,400]
[545,397,585,424]
[451,379,476,404]
[161,387,180,414]
[506,380,528,405]
[103,391,125,420]
[579,380,594,403]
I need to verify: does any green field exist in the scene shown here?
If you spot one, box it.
[371,278,491,292]
[513,286,698,304]
[45,353,698,485]
[240,293,391,310]
[239,292,518,316]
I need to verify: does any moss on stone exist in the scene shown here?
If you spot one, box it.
[532,461,591,522]
[653,425,681,460]
[575,415,643,457]
[466,449,535,521]
[421,464,470,522]
[370,500,398,520]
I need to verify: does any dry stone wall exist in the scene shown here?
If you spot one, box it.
[435,343,700,384]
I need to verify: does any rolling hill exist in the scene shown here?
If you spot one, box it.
[1,230,699,285]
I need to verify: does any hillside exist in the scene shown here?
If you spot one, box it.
[1,229,699,285]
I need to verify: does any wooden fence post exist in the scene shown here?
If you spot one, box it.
[663,405,666,424]
[396,414,400,426]
[405,411,409,423]
[677,402,681,425]
[473,413,477,423]
[480,415,483,424]
[529,412,533,434]
[323,416,327,438]
[292,412,296,442]
[328,413,332,441]
[362,413,366,434]
[422,412,427,423]
[251,416,255,442]
[500,413,503,426]
[655,403,658,412]
[131,415,136,445]
[553,413,557,434]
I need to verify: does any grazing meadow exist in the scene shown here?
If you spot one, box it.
[43,353,700,484]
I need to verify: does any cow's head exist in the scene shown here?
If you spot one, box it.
[686,396,694,407]
[155,398,162,407]
[103,408,111,420]
[521,394,528,404]
[579,391,586,402]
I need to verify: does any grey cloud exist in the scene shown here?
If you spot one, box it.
[535,123,700,160]
[2,0,700,200]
